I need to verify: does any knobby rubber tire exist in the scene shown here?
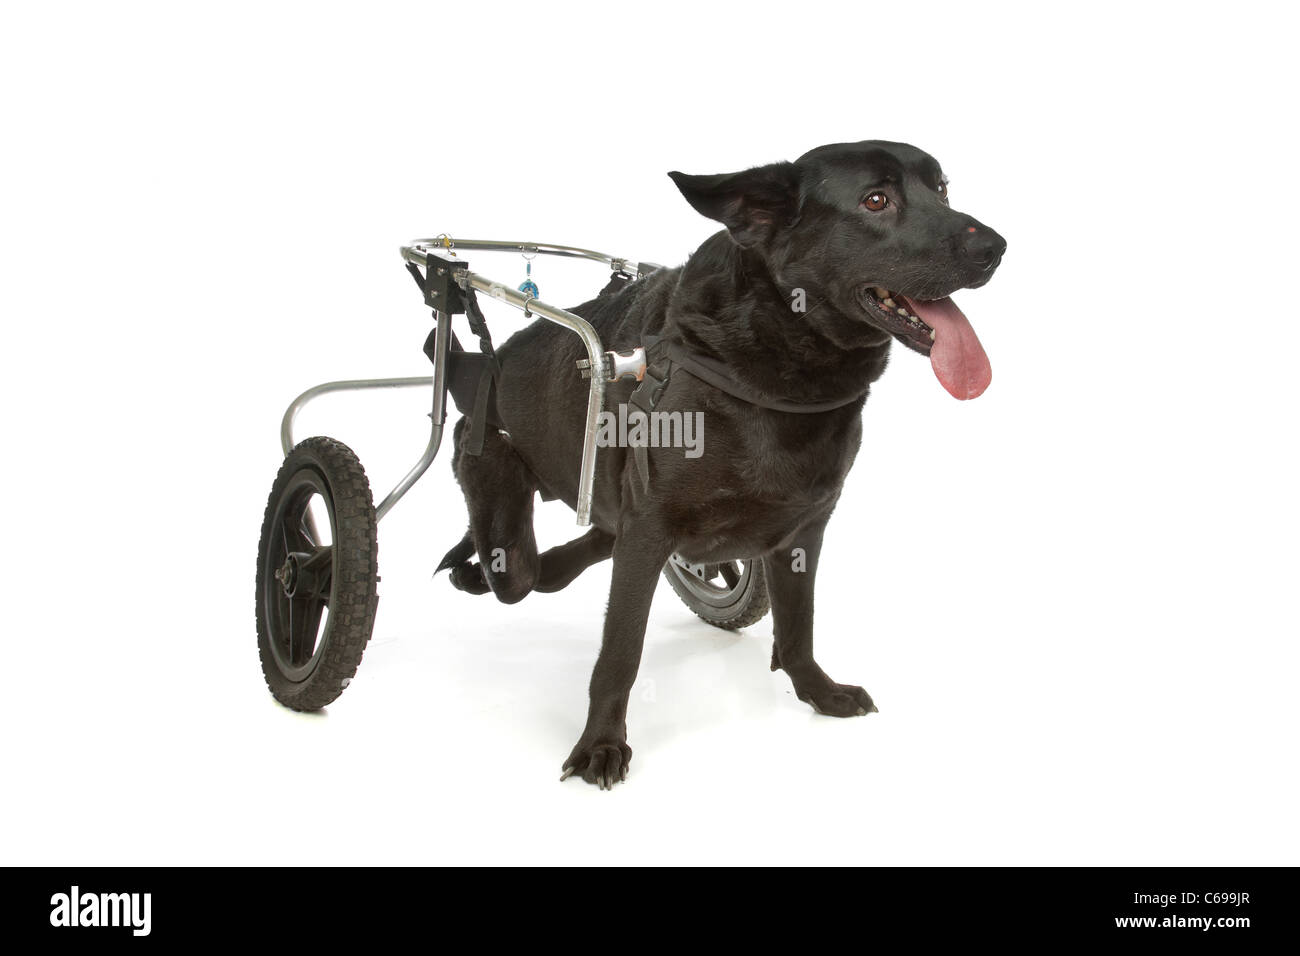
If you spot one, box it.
[256,437,378,711]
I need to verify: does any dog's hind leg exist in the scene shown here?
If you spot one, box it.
[445,419,541,605]
[442,495,612,597]
[534,527,615,593]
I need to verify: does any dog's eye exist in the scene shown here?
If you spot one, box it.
[862,192,889,212]
[937,182,947,198]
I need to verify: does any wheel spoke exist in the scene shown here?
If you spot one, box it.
[300,512,320,549]
[286,589,295,662]
[719,563,741,589]
[294,596,326,664]
[301,545,333,574]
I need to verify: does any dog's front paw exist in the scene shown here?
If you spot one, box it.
[561,738,633,790]
[793,675,878,717]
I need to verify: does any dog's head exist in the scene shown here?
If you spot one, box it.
[669,141,1005,399]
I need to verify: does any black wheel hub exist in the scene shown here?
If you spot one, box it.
[275,551,328,600]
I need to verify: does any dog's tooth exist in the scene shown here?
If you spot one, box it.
[930,329,936,341]
[873,286,889,299]
[897,307,910,317]
[882,297,896,309]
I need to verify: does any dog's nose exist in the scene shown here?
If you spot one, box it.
[961,226,1006,269]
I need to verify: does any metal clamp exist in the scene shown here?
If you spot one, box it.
[577,346,646,383]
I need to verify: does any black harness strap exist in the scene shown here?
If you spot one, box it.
[460,292,500,455]
[626,332,871,492]
[626,336,674,494]
[411,261,501,456]
[664,342,870,413]
[462,288,497,360]
[404,261,428,296]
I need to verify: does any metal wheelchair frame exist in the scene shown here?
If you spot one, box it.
[279,238,662,526]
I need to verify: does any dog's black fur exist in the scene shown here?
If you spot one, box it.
[441,141,1005,787]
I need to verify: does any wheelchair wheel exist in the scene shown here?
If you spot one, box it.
[256,437,378,711]
[663,555,770,630]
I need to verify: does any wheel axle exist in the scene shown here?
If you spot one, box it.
[276,549,330,600]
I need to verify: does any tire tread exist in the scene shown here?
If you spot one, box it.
[255,437,378,711]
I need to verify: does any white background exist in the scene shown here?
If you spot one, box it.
[2,1,1296,865]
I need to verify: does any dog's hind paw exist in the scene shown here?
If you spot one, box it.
[448,561,490,595]
[561,739,633,790]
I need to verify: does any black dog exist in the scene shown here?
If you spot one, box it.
[439,141,1005,788]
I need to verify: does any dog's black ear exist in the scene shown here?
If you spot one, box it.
[668,163,800,248]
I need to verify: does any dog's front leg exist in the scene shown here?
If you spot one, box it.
[767,515,878,717]
[561,521,672,789]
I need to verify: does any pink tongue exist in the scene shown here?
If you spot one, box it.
[900,295,992,400]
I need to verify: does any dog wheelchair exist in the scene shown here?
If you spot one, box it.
[256,238,770,711]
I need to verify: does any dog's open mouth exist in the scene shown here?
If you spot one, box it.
[864,286,935,350]
[859,285,992,400]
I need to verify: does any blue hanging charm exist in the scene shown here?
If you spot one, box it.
[518,257,539,298]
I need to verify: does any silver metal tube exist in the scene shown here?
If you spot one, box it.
[375,308,452,521]
[458,270,606,526]
[280,376,433,457]
[279,366,446,524]
[403,239,662,279]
